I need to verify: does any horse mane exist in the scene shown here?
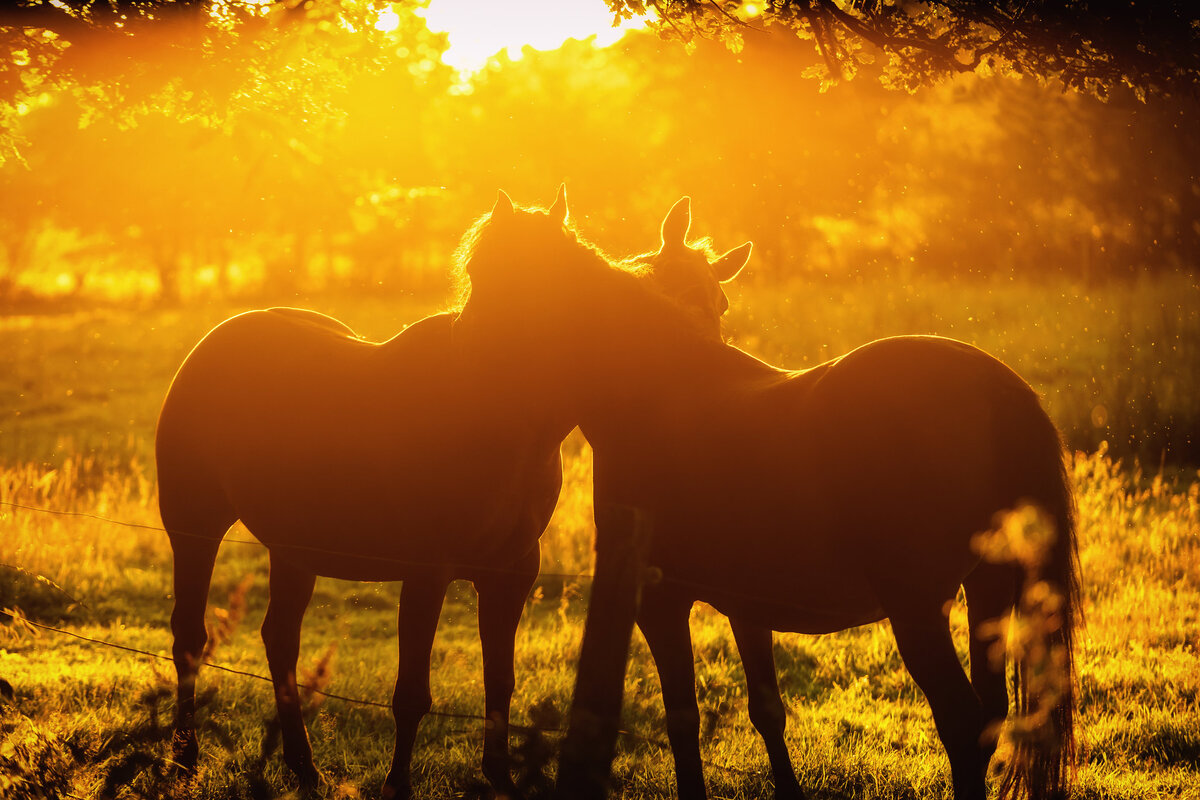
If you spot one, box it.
[615,236,717,275]
[448,212,489,311]
[615,237,730,340]
[452,204,705,333]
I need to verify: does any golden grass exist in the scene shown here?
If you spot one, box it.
[1,274,1197,796]
[1,446,1198,798]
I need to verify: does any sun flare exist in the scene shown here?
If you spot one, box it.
[416,0,649,73]
[374,6,401,33]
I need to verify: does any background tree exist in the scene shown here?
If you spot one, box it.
[612,0,1200,99]
[0,1,1196,304]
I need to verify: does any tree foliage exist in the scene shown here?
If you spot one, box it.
[0,2,1195,304]
[612,0,1200,99]
[0,1,454,301]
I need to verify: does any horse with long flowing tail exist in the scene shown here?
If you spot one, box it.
[454,193,1080,800]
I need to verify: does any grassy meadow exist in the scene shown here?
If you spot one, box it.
[1,271,1199,799]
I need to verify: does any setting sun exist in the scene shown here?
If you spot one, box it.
[416,0,648,72]
[373,5,401,32]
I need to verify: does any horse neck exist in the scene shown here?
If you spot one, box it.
[569,278,779,446]
[448,311,577,438]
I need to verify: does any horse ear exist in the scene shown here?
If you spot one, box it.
[659,196,691,251]
[549,183,568,225]
[712,242,752,283]
[492,190,514,220]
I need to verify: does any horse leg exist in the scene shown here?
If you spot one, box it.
[261,554,320,789]
[637,586,706,800]
[476,548,539,799]
[963,563,1019,772]
[167,529,224,773]
[888,603,987,800]
[382,573,449,800]
[728,618,804,800]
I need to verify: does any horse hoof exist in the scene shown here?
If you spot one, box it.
[380,780,413,800]
[294,765,325,796]
[483,765,526,800]
[774,778,806,800]
[171,731,199,773]
[490,782,527,800]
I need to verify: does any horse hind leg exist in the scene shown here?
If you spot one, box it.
[888,600,988,800]
[261,553,321,789]
[162,497,234,774]
[728,618,804,800]
[637,586,706,800]
[963,562,1020,773]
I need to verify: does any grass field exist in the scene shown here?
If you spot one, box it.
[2,272,1199,798]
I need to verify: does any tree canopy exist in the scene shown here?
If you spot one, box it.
[612,0,1200,99]
[4,1,1198,113]
[0,1,1195,305]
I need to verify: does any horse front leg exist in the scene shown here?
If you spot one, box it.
[381,573,449,800]
[728,617,804,800]
[637,585,705,800]
[476,546,539,799]
[261,554,320,790]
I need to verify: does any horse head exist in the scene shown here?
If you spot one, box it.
[459,185,573,295]
[456,189,754,415]
[641,197,752,340]
[454,186,618,400]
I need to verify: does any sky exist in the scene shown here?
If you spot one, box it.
[416,0,649,72]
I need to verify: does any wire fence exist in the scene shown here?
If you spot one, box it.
[0,499,598,583]
[0,498,761,779]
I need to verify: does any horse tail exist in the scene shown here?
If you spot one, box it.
[996,386,1080,800]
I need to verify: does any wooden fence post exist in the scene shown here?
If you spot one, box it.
[554,502,651,800]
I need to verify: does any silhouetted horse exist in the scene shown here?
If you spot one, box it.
[629,199,811,798]
[455,194,1080,800]
[156,193,584,800]
[618,197,810,798]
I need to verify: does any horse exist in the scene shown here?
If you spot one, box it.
[626,199,806,799]
[155,193,583,800]
[155,189,745,799]
[453,194,1080,800]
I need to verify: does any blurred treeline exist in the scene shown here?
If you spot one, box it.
[0,4,1196,307]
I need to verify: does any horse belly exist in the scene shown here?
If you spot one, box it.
[226,445,557,581]
[649,504,885,635]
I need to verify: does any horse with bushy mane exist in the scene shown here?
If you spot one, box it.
[155,188,748,800]
[457,192,1080,800]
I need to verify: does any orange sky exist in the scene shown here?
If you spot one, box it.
[413,0,648,72]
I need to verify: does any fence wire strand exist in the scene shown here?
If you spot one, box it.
[0,500,594,583]
[1,498,760,778]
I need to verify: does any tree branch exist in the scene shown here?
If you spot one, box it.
[0,4,119,45]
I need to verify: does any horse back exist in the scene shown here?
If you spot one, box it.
[155,308,560,577]
[157,308,463,455]
[794,335,1046,585]
[624,335,1052,630]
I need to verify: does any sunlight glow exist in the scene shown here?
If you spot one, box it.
[374,6,401,33]
[418,0,649,74]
